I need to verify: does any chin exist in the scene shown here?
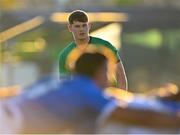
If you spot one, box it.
[79,35,88,39]
[79,37,87,40]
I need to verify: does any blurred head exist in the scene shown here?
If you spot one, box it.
[68,10,91,41]
[75,52,108,89]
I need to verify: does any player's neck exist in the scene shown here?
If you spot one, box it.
[75,36,90,46]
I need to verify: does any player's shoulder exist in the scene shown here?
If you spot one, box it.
[90,36,111,45]
[90,36,116,50]
[59,42,75,57]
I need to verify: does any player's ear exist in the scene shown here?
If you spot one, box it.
[68,24,72,32]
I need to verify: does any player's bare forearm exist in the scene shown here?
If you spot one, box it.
[116,62,128,90]
[109,107,180,128]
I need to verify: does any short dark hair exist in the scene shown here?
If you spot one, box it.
[75,52,107,78]
[68,10,88,24]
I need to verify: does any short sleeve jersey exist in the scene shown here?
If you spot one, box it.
[35,75,113,133]
[59,36,121,79]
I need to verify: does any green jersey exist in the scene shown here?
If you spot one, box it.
[58,36,121,78]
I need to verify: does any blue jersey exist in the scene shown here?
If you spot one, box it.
[35,76,111,133]
[6,75,111,133]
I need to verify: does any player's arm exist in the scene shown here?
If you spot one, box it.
[59,53,68,80]
[108,107,180,128]
[116,60,128,90]
[103,40,128,90]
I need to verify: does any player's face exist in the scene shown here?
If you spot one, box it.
[68,21,91,40]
